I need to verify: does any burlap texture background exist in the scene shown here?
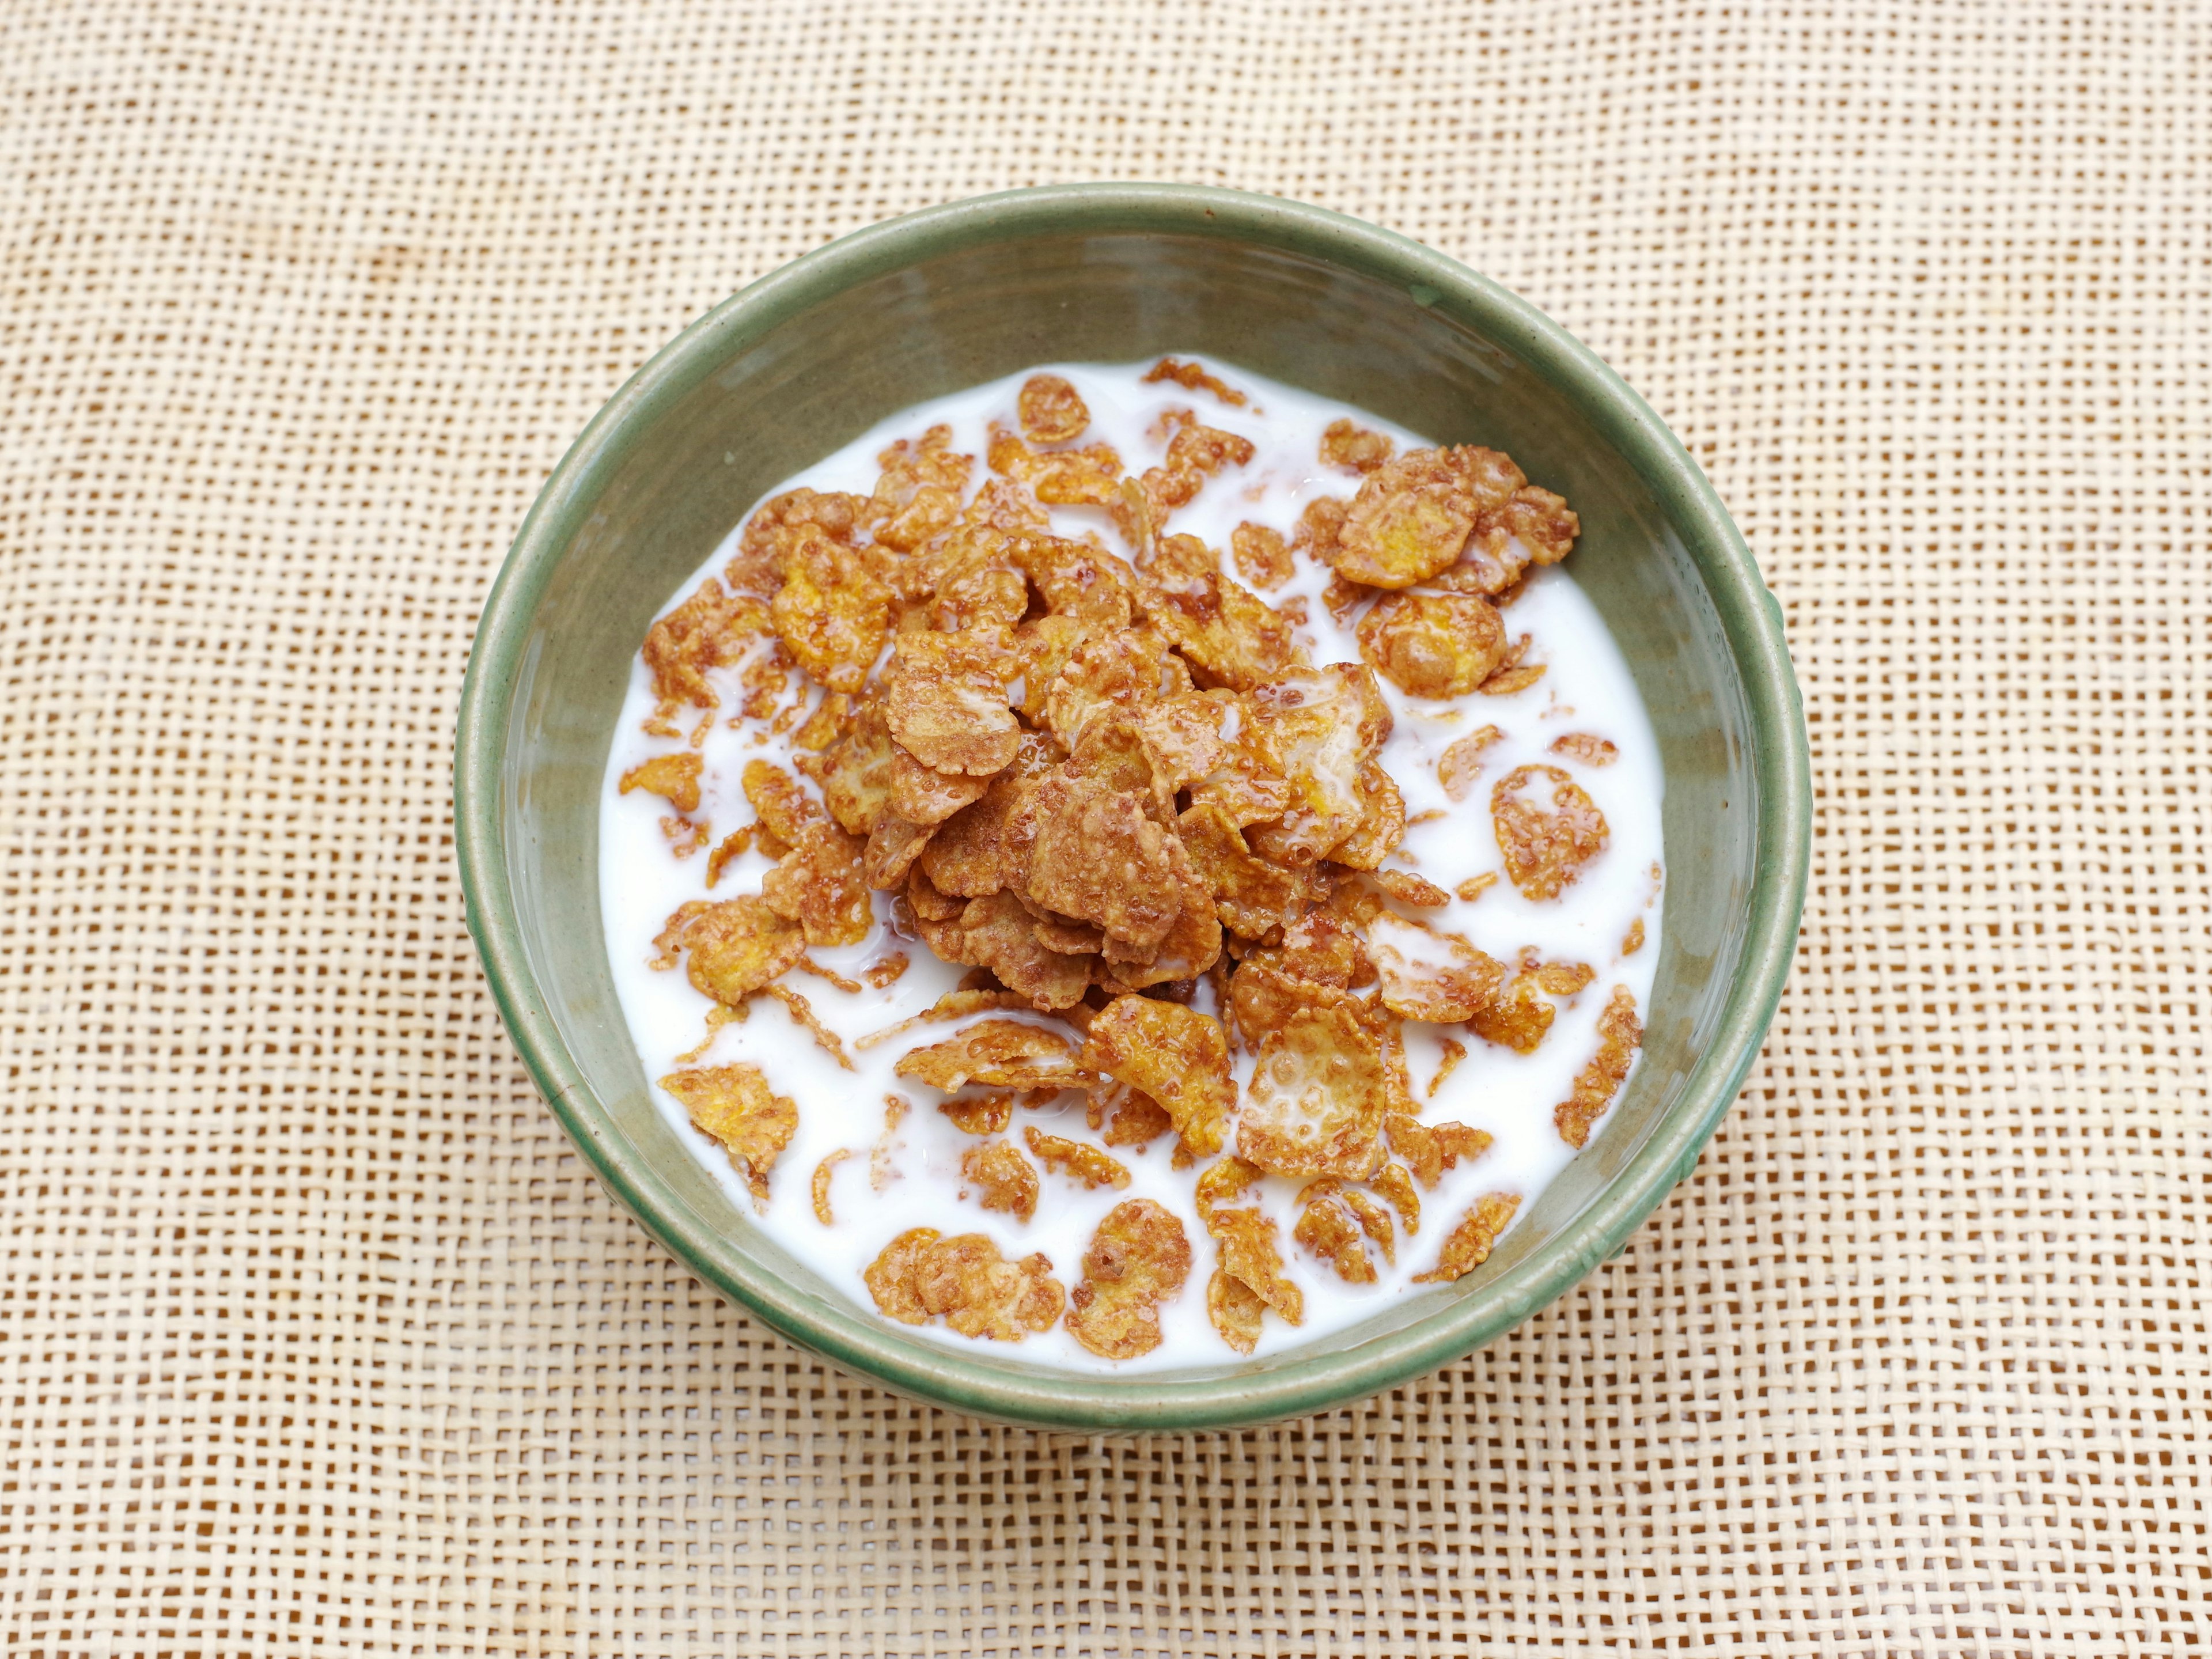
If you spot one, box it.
[4,1,2206,1652]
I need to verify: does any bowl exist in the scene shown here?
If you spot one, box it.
[454,184,1810,1432]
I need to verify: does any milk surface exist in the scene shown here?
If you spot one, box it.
[597,359,1666,1373]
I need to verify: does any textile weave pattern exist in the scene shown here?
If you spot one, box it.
[2,1,2206,1653]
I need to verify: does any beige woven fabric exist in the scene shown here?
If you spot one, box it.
[4,0,2207,1652]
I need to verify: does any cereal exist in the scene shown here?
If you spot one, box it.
[604,361,1662,1371]
[661,1064,797,1207]
[1320,417,1395,474]
[946,890,1096,1009]
[1078,996,1234,1157]
[1019,774,1184,952]
[760,822,872,947]
[882,630,1021,776]
[1135,533,1304,692]
[742,759,823,843]
[938,1092,1014,1135]
[1373,869,1450,908]
[1368,1162,1422,1235]
[620,751,703,814]
[1017,373,1090,443]
[1411,1192,1522,1284]
[1176,801,1312,941]
[1294,1186,1378,1283]
[1550,732,1620,766]
[771,528,895,694]
[1436,724,1505,801]
[1238,998,1388,1179]
[863,1228,1065,1341]
[1556,986,1642,1148]
[1065,1199,1193,1359]
[1024,1127,1131,1191]
[887,744,994,825]
[961,1141,1040,1221]
[862,813,935,890]
[1206,1268,1268,1355]
[987,426,1125,506]
[727,488,868,597]
[1325,762,1407,870]
[1230,521,1294,589]
[759,984,854,1069]
[1427,1037,1468,1097]
[1333,446,1522,589]
[1202,1196,1304,1327]
[793,697,896,835]
[1243,665,1393,867]
[812,1149,851,1224]
[1385,1115,1494,1190]
[653,896,806,1006]
[1434,486,1579,596]
[1141,356,1249,406]
[1355,590,1508,699]
[642,578,771,721]
[895,1020,1092,1092]
[1492,764,1609,900]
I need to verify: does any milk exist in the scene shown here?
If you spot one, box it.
[597,359,1666,1373]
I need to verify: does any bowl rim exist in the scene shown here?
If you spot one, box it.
[454,182,1810,1431]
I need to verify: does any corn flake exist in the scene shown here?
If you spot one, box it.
[729,488,868,596]
[961,1140,1040,1222]
[1206,1267,1267,1355]
[949,891,1096,1009]
[1493,764,1609,900]
[812,1148,851,1224]
[1134,533,1304,693]
[1140,357,1249,407]
[654,896,806,1006]
[1556,985,1642,1148]
[1022,1126,1131,1191]
[1293,1185,1379,1283]
[896,1019,1091,1092]
[1230,521,1294,589]
[1412,1192,1521,1284]
[1242,665,1395,868]
[1207,1204,1304,1325]
[1367,912,1510,1023]
[887,744,994,825]
[882,629,1021,775]
[1368,1161,1422,1235]
[1355,590,1508,700]
[987,426,1125,505]
[1550,732,1619,767]
[1017,373,1091,443]
[1238,998,1388,1179]
[863,1228,1065,1340]
[1434,485,1580,596]
[620,751,703,815]
[794,698,895,835]
[1078,995,1233,1157]
[642,579,772,722]
[759,821,872,947]
[1436,725,1505,802]
[1018,773,1184,952]
[661,1063,797,1208]
[1320,418,1395,475]
[770,528,895,694]
[1327,762,1407,871]
[1333,446,1522,589]
[1176,801,1311,941]
[1385,1113,1495,1190]
[1064,1198,1193,1359]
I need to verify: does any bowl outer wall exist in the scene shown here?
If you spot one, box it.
[454,184,1810,1431]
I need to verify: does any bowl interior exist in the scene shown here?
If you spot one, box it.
[468,200,1794,1429]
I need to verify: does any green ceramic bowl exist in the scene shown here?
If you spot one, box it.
[455,184,1809,1432]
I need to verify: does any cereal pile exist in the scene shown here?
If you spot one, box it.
[615,363,1647,1361]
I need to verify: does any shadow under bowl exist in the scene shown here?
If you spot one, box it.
[455,184,1809,1432]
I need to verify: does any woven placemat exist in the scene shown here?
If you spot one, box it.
[5,1,2205,1652]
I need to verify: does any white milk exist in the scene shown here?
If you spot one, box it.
[597,359,1666,1374]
